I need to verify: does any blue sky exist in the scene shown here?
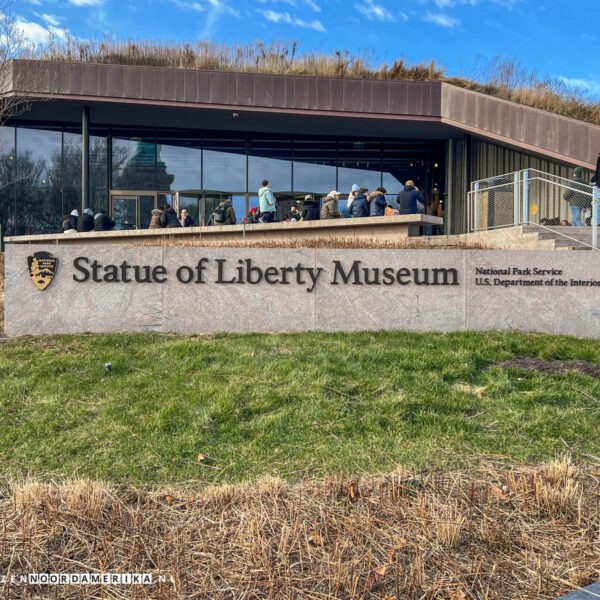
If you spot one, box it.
[12,0,600,99]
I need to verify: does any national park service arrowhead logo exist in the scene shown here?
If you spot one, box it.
[27,251,58,291]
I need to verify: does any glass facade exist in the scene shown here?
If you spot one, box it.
[0,122,446,240]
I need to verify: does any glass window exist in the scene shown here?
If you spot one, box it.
[382,141,427,195]
[62,127,109,214]
[203,136,246,193]
[231,194,246,224]
[157,130,201,192]
[16,126,62,235]
[337,140,381,195]
[112,129,160,191]
[293,138,337,195]
[0,126,15,240]
[248,137,291,195]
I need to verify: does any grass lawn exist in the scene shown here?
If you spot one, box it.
[0,330,599,485]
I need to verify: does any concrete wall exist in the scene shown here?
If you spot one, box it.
[5,245,600,338]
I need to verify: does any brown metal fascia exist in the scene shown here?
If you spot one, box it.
[441,116,596,170]
[5,90,443,122]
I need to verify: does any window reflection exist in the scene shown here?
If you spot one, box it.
[293,138,336,194]
[157,131,201,192]
[248,137,291,194]
[203,136,246,193]
[337,141,381,194]
[16,127,62,235]
[382,141,427,195]
[0,127,15,239]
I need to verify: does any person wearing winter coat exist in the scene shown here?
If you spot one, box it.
[149,208,164,229]
[564,166,590,226]
[179,209,194,227]
[347,183,360,212]
[62,209,78,233]
[258,180,276,222]
[76,207,95,232]
[350,188,369,218]
[396,181,425,215]
[94,211,115,231]
[212,199,237,225]
[321,191,342,219]
[160,205,182,228]
[368,188,388,217]
[301,195,320,221]
[288,205,302,222]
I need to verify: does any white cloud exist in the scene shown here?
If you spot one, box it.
[15,17,67,45]
[559,76,600,98]
[354,0,406,22]
[255,0,321,10]
[257,9,325,31]
[170,0,205,12]
[206,0,239,17]
[67,0,105,5]
[424,11,460,27]
[38,13,61,27]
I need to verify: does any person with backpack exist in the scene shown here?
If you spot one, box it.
[258,180,276,223]
[213,198,237,225]
[94,210,115,231]
[76,207,95,232]
[160,204,182,228]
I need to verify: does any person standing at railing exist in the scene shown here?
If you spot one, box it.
[564,166,589,226]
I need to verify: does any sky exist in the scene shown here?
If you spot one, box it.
[11,0,600,99]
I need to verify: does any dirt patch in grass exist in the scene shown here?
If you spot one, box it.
[494,356,600,378]
[1,456,598,599]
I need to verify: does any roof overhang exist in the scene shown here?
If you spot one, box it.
[4,59,599,168]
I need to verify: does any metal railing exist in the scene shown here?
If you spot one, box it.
[468,168,600,247]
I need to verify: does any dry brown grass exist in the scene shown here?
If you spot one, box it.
[128,235,492,249]
[27,38,600,125]
[0,252,4,336]
[1,456,599,599]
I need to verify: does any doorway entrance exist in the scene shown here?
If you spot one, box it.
[110,191,176,230]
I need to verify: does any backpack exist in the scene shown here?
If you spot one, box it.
[213,205,226,224]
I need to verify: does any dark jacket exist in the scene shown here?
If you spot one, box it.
[396,185,425,215]
[76,211,94,232]
[247,210,260,224]
[62,214,78,232]
[149,209,164,229]
[180,215,194,227]
[160,207,182,228]
[301,199,320,221]
[368,191,387,217]
[321,196,341,220]
[213,200,236,225]
[350,193,369,218]
[94,214,115,231]
[288,208,302,221]
[565,167,590,208]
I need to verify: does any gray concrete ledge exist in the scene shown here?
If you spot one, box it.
[4,214,443,245]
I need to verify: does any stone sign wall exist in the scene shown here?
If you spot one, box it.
[5,245,600,338]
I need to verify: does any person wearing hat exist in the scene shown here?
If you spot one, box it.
[350,187,370,218]
[76,207,95,232]
[247,206,260,224]
[347,183,360,211]
[321,190,342,219]
[396,180,425,215]
[61,209,79,233]
[301,194,321,221]
[564,166,590,226]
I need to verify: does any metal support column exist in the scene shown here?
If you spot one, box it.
[522,169,529,225]
[81,106,90,213]
[593,187,600,249]
[474,182,480,231]
[513,171,520,226]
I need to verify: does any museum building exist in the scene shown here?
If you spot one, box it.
[0,58,598,243]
